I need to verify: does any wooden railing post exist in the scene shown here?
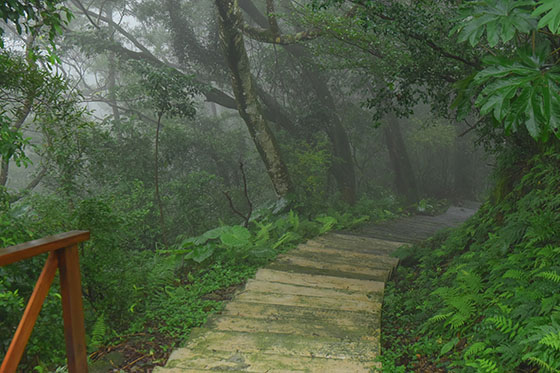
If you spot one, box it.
[57,244,88,373]
[0,231,90,373]
[0,253,59,373]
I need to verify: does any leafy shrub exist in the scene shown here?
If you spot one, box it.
[380,151,560,371]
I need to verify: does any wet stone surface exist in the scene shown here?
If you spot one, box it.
[155,206,477,372]
[154,232,399,372]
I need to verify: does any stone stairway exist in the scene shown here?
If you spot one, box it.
[154,205,479,372]
[154,232,403,372]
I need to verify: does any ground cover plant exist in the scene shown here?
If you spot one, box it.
[0,189,399,371]
[380,151,560,372]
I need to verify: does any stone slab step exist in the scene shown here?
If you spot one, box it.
[292,244,400,267]
[184,329,379,361]
[272,255,391,280]
[164,349,378,372]
[154,368,240,373]
[206,314,378,341]
[267,262,389,282]
[221,301,379,326]
[305,238,402,256]
[234,290,381,313]
[327,232,407,246]
[243,279,381,301]
[283,250,396,273]
[254,268,385,293]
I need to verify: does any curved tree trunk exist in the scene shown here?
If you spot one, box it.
[237,0,356,204]
[215,0,293,198]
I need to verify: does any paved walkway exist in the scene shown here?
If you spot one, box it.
[155,205,478,372]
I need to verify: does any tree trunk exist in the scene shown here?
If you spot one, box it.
[384,114,418,204]
[454,124,473,199]
[154,113,168,247]
[0,160,9,187]
[106,4,121,124]
[215,0,293,198]
[237,0,356,204]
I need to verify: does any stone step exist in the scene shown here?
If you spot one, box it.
[183,329,379,361]
[254,268,385,293]
[284,250,396,272]
[304,240,396,257]
[153,368,231,373]
[163,349,378,372]
[309,233,405,254]
[305,240,402,256]
[234,290,382,313]
[221,301,379,326]
[242,279,381,301]
[292,244,400,267]
[327,232,407,246]
[272,255,392,281]
[267,262,389,282]
[206,314,378,341]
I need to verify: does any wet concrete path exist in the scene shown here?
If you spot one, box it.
[155,204,478,372]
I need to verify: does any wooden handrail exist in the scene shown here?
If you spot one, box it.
[0,231,90,373]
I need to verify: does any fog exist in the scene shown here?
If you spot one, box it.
[0,0,496,370]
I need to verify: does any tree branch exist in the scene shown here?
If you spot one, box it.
[241,23,322,44]
[222,162,253,227]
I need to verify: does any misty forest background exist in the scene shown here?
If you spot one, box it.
[1,0,560,372]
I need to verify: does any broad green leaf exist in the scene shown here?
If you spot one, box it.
[189,245,215,263]
[534,0,560,34]
[250,247,275,258]
[440,337,460,356]
[454,0,537,47]
[486,18,500,47]
[472,48,560,141]
[219,225,251,248]
[193,226,229,245]
[525,92,539,138]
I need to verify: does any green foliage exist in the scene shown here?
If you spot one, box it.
[0,115,30,165]
[452,0,536,47]
[121,61,198,119]
[534,0,560,34]
[171,209,342,265]
[473,48,560,140]
[453,0,560,142]
[0,0,72,51]
[380,152,560,371]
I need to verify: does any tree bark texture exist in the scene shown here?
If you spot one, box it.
[384,114,418,204]
[215,0,293,198]
[238,0,356,204]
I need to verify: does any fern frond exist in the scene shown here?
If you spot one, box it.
[466,358,499,373]
[485,316,519,338]
[90,314,106,349]
[540,331,560,351]
[525,356,559,372]
[502,269,526,280]
[535,271,560,283]
[463,341,486,359]
[458,270,483,293]
[429,312,453,323]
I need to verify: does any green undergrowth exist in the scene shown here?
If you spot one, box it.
[0,193,400,371]
[379,152,560,372]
